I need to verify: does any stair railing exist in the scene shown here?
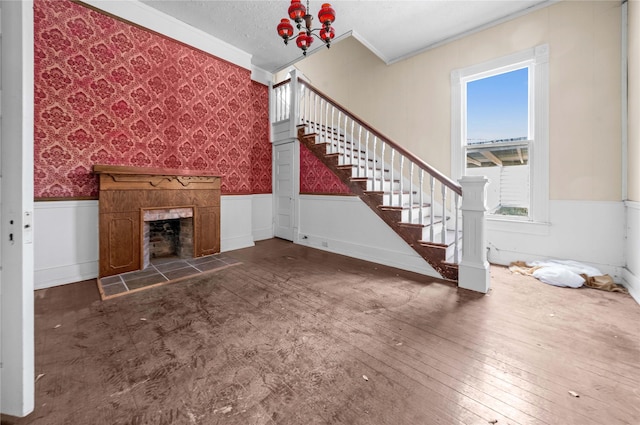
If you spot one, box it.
[271,71,463,264]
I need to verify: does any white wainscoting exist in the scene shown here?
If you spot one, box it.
[297,195,440,278]
[34,195,274,289]
[34,200,99,290]
[220,195,254,252]
[624,201,640,304]
[486,200,626,280]
[252,194,274,241]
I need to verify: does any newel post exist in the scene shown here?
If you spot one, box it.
[289,69,300,138]
[458,176,490,293]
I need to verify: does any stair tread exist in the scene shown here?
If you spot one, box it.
[378,203,431,211]
[398,217,445,228]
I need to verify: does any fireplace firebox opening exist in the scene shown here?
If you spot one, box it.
[143,208,194,269]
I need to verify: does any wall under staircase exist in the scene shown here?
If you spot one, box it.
[271,71,490,291]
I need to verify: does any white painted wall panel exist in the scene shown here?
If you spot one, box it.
[624,201,640,303]
[298,195,440,278]
[34,195,269,288]
[219,195,256,252]
[252,194,274,241]
[486,200,626,279]
[34,201,99,290]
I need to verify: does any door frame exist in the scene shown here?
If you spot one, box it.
[1,0,35,417]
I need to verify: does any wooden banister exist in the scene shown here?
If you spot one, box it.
[272,78,292,89]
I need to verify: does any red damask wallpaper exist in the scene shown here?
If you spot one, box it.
[34,0,271,198]
[299,144,351,194]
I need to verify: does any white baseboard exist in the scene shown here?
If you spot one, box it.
[296,232,440,278]
[221,234,255,252]
[34,261,98,290]
[622,267,640,305]
[253,227,274,242]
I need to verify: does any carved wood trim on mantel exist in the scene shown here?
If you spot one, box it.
[93,164,220,191]
[93,165,221,278]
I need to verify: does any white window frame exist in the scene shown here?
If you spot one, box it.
[451,44,549,225]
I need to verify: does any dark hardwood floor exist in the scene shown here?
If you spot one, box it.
[2,238,639,425]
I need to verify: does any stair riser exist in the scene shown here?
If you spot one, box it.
[420,223,446,244]
[366,180,400,192]
[340,166,390,180]
[381,193,417,207]
[399,208,434,223]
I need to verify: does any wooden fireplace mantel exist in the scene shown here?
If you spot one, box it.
[93,165,221,278]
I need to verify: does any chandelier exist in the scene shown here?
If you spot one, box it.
[277,0,336,56]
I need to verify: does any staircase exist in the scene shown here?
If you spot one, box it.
[271,73,483,284]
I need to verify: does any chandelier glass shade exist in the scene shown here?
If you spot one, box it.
[277,0,336,56]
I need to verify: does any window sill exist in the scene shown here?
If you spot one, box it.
[486,216,550,235]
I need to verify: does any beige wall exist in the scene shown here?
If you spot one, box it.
[630,0,640,202]
[293,0,623,201]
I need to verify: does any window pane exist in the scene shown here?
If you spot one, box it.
[466,68,530,217]
[467,68,528,144]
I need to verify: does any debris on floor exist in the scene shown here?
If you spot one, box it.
[362,375,369,381]
[509,259,626,292]
[568,390,580,398]
[35,373,45,383]
[213,405,232,414]
[488,420,498,424]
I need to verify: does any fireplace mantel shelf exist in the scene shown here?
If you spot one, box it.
[93,164,220,178]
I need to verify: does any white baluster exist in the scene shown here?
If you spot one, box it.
[336,111,342,163]
[305,87,310,128]
[429,176,435,242]
[371,136,377,191]
[398,155,404,207]
[389,149,395,205]
[357,126,362,176]
[380,142,385,192]
[409,162,414,223]
[330,106,335,154]
[441,185,447,245]
[318,97,324,143]
[364,130,369,177]
[350,120,355,166]
[324,101,329,145]
[313,93,318,134]
[419,169,424,225]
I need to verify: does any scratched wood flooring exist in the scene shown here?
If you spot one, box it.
[2,238,639,425]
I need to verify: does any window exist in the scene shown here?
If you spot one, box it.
[452,45,549,223]
[466,68,530,216]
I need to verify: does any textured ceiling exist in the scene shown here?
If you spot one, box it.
[140,0,552,72]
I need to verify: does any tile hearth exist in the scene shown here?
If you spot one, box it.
[97,253,240,300]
